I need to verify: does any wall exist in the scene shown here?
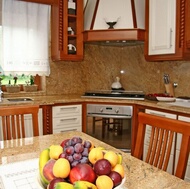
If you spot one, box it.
[46,44,190,97]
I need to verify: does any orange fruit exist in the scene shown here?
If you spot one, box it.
[104,151,118,167]
[96,175,113,189]
[112,164,125,178]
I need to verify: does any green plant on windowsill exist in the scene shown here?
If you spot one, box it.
[23,75,38,92]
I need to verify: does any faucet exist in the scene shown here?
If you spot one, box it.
[0,78,3,102]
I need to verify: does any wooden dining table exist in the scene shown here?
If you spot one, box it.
[0,131,190,189]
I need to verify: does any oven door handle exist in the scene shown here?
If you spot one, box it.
[87,113,132,119]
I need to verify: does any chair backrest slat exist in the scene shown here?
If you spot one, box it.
[133,112,190,179]
[0,105,40,140]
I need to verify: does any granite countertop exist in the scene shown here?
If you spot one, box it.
[0,131,190,189]
[1,94,190,115]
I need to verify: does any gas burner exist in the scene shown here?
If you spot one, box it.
[82,90,145,100]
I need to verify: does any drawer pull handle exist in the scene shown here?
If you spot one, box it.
[60,129,77,132]
[60,118,77,122]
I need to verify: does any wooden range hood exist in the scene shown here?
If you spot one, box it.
[83,0,145,44]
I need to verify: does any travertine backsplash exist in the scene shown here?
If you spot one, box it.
[46,44,190,97]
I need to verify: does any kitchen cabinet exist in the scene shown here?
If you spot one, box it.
[51,0,84,61]
[144,109,177,174]
[144,0,190,61]
[52,105,82,133]
[0,108,43,140]
[176,116,190,182]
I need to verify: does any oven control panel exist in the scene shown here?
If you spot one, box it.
[87,104,133,118]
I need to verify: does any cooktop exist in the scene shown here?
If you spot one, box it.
[82,90,145,100]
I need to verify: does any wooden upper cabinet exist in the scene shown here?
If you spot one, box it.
[144,0,190,61]
[51,0,84,61]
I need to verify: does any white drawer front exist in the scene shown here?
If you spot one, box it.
[53,126,82,133]
[53,105,82,117]
[53,115,81,130]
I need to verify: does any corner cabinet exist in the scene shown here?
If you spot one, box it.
[144,0,190,61]
[51,0,84,61]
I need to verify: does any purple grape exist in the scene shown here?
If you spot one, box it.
[71,137,82,145]
[65,139,73,147]
[65,146,75,155]
[82,148,89,157]
[59,152,67,159]
[80,156,89,164]
[71,160,79,167]
[84,140,92,148]
[74,143,84,153]
[73,153,82,160]
[66,155,74,163]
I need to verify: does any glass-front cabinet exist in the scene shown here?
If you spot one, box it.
[51,0,84,61]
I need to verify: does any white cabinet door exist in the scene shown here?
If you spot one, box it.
[176,116,190,182]
[144,109,177,174]
[148,0,176,55]
[53,105,82,133]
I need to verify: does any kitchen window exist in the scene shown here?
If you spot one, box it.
[0,0,50,91]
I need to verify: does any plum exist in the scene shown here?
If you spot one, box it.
[94,159,112,176]
[47,178,65,189]
[109,171,122,187]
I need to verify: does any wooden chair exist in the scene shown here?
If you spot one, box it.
[0,105,40,140]
[133,112,190,179]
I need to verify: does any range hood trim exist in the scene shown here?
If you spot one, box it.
[83,28,145,42]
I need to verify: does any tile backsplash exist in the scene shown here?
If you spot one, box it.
[46,44,190,97]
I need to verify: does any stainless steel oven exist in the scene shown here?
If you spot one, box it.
[86,104,133,153]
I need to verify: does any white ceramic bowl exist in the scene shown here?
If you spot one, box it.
[37,175,127,189]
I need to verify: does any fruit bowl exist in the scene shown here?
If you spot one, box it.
[38,136,126,189]
[37,174,127,189]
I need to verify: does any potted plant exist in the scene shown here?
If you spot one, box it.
[6,76,20,93]
[23,75,38,92]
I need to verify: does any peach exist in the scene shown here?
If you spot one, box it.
[43,159,56,182]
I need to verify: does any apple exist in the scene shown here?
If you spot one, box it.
[109,171,122,187]
[69,163,96,184]
[43,159,56,182]
[94,159,112,175]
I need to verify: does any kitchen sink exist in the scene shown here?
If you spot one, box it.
[7,98,33,102]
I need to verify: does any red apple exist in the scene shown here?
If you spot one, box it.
[94,159,112,176]
[43,159,56,182]
[69,163,96,184]
[109,171,122,187]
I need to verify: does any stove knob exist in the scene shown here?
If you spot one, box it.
[100,108,104,112]
[115,109,119,113]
